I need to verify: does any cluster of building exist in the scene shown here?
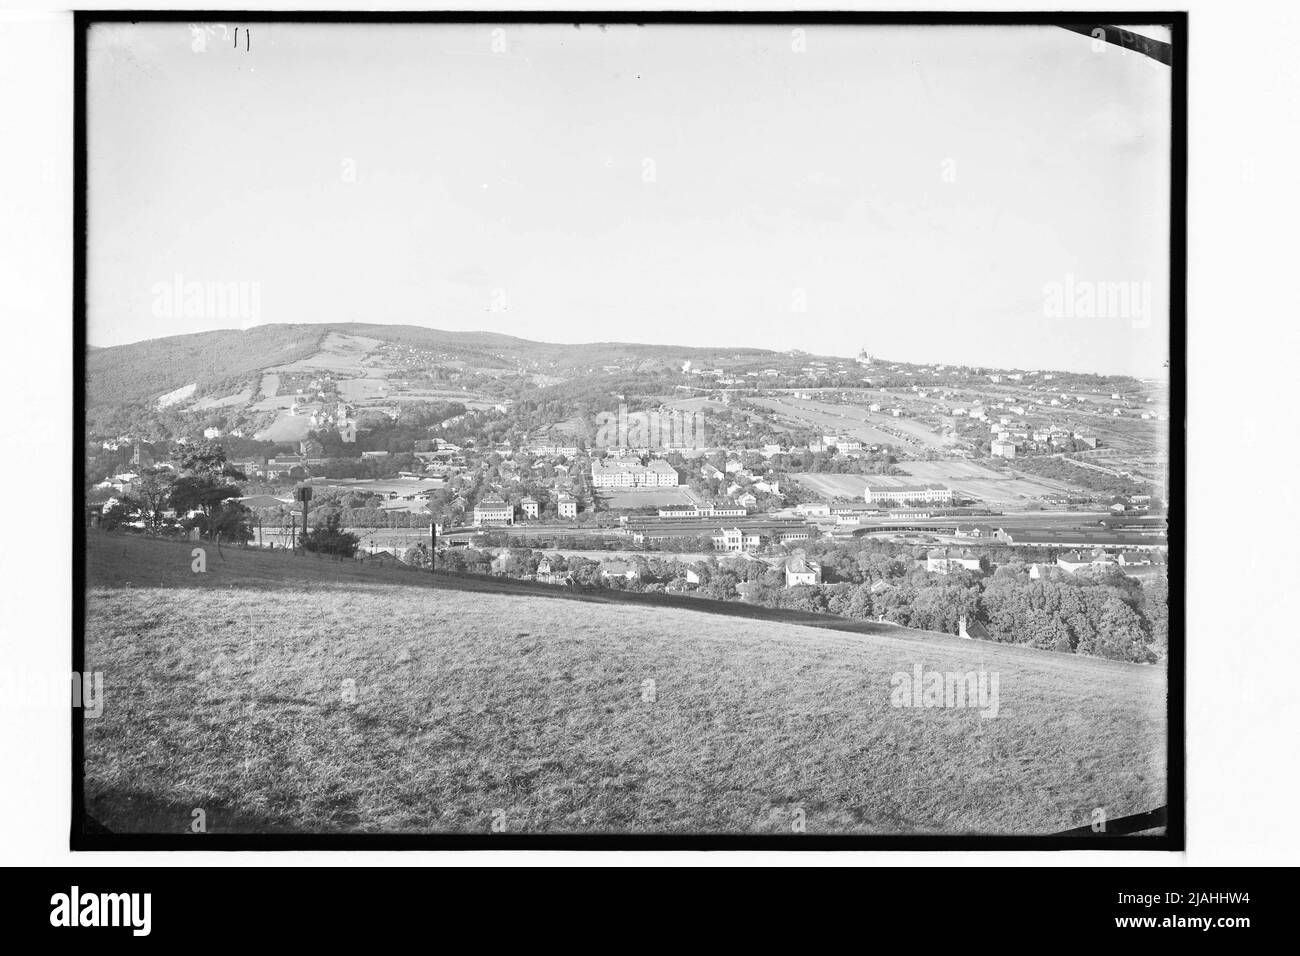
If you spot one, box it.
[472,492,579,525]
[925,549,984,573]
[1029,549,1161,577]
[985,414,1098,459]
[526,443,580,457]
[811,435,864,453]
[621,516,815,550]
[275,377,357,442]
[478,548,824,591]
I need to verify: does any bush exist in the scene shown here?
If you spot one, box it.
[301,514,361,558]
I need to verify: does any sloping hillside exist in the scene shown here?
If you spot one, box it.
[86,322,781,409]
[83,534,1166,835]
[86,325,331,407]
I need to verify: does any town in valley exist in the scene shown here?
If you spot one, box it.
[86,324,1169,664]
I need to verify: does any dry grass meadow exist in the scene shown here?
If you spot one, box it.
[83,534,1167,835]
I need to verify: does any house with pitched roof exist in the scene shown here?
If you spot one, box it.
[784,551,822,587]
[599,560,642,583]
[926,548,983,573]
[1057,549,1119,573]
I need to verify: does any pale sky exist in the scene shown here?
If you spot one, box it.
[88,22,1172,375]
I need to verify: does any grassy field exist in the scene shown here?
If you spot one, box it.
[599,488,699,509]
[84,534,1166,836]
[252,411,314,443]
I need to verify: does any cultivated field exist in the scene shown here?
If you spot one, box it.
[83,534,1166,836]
[794,473,878,500]
[795,462,1090,507]
[754,397,953,450]
[190,387,254,412]
[899,461,1086,505]
[155,382,197,409]
[335,378,391,401]
[663,396,730,414]
[269,332,385,374]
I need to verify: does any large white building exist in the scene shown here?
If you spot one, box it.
[473,495,514,526]
[863,482,953,506]
[713,527,763,552]
[821,435,863,451]
[528,443,579,457]
[591,459,679,488]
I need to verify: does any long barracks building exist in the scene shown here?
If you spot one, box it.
[862,482,953,506]
[994,529,1167,551]
[623,516,815,550]
[591,459,680,488]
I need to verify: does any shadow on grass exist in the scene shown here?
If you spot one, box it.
[85,531,1158,673]
[86,789,305,835]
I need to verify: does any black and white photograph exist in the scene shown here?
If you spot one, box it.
[72,13,1182,847]
[5,0,1300,916]
[19,0,1300,923]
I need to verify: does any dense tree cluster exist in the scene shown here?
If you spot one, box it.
[459,535,1168,664]
[98,440,253,543]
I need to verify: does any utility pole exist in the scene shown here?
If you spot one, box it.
[294,485,312,553]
